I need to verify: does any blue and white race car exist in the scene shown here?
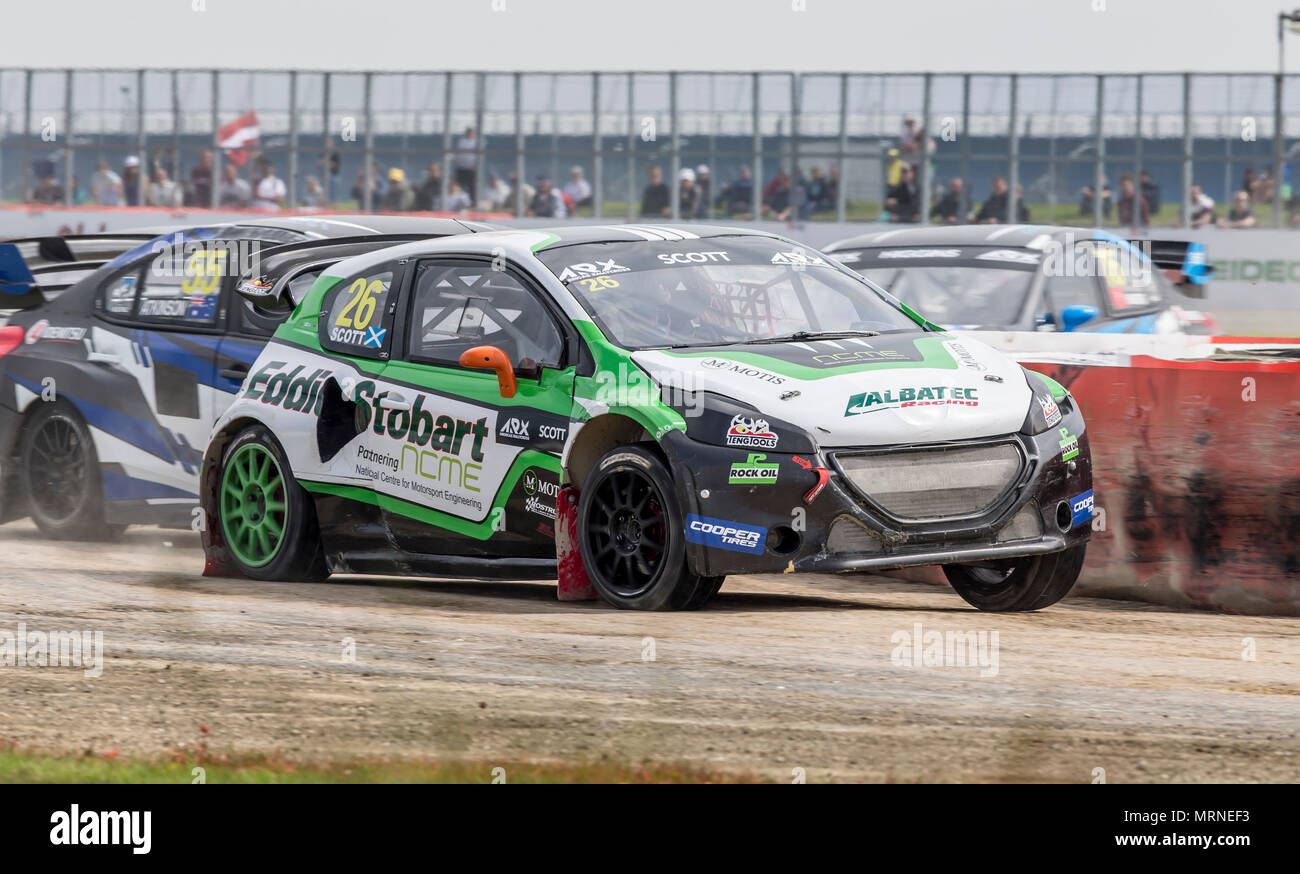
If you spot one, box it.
[0,216,491,538]
[824,225,1214,334]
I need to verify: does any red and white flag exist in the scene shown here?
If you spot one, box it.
[219,111,260,167]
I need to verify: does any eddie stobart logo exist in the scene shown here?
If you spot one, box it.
[844,385,979,416]
[725,414,778,449]
[244,361,332,415]
[699,358,786,385]
[729,453,779,484]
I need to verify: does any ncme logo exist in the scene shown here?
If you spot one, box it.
[499,417,530,440]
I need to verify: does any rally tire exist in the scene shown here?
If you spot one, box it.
[217,424,327,582]
[577,444,718,611]
[20,402,124,540]
[943,543,1086,612]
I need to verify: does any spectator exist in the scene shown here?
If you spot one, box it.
[640,165,670,217]
[122,156,142,206]
[528,176,566,218]
[826,166,841,212]
[482,173,511,211]
[563,166,592,210]
[975,176,1010,223]
[381,168,414,211]
[899,118,919,155]
[884,164,918,223]
[31,174,63,205]
[673,168,698,218]
[719,165,753,217]
[1116,174,1149,227]
[805,165,831,214]
[932,177,968,223]
[693,165,712,218]
[1252,166,1274,204]
[252,162,286,211]
[453,127,478,203]
[884,148,905,188]
[1139,170,1161,215]
[508,172,535,211]
[301,176,326,208]
[1223,190,1255,228]
[413,162,443,211]
[1079,184,1113,219]
[218,163,252,207]
[762,168,793,221]
[351,165,382,210]
[191,149,214,207]
[91,160,124,206]
[444,182,472,213]
[1014,184,1030,223]
[1188,184,1217,227]
[1242,168,1258,202]
[149,167,182,208]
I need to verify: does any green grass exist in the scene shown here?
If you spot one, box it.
[0,747,764,784]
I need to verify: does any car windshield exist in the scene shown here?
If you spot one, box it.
[537,236,920,349]
[856,264,1033,328]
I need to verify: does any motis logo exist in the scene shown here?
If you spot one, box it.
[1070,489,1094,528]
[499,417,530,440]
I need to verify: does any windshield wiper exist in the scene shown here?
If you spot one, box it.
[733,329,880,346]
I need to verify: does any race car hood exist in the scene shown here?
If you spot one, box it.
[632,332,1031,448]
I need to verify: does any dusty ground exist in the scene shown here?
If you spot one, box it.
[0,520,1296,783]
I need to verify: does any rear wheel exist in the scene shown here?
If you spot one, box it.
[943,544,1086,612]
[577,445,722,610]
[20,403,123,540]
[217,424,326,581]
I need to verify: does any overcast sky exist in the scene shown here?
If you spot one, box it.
[6,0,1296,73]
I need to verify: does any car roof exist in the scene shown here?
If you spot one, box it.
[318,224,784,276]
[119,214,492,240]
[825,224,1072,251]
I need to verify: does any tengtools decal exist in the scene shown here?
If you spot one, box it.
[728,453,779,484]
[844,386,979,416]
[725,414,778,448]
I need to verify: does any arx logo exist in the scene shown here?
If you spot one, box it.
[556,259,629,282]
[499,417,530,440]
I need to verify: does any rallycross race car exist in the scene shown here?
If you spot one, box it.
[824,224,1214,334]
[0,216,491,538]
[200,225,1093,612]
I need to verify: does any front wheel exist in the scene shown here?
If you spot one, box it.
[217,424,326,581]
[943,544,1086,612]
[577,444,721,610]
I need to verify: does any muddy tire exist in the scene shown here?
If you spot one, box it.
[577,444,719,610]
[943,544,1086,612]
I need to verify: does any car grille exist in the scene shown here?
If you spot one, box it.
[834,442,1022,522]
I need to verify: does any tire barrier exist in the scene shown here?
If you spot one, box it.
[996,334,1300,615]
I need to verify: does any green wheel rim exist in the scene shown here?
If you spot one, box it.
[220,443,288,568]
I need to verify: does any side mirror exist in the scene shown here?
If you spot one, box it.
[1060,305,1099,332]
[459,345,518,398]
[235,276,293,313]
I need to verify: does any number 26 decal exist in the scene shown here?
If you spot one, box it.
[335,277,385,329]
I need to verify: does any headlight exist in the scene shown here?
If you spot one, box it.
[669,390,816,454]
[1020,368,1069,435]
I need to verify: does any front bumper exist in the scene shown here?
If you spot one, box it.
[659,401,1092,577]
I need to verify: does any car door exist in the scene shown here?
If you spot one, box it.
[375,256,576,559]
[86,243,229,505]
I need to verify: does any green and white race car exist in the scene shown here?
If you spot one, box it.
[199,225,1092,611]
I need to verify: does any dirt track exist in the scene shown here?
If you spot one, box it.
[0,520,1297,782]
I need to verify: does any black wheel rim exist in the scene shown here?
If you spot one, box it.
[29,414,90,523]
[966,563,1017,587]
[586,467,668,597]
